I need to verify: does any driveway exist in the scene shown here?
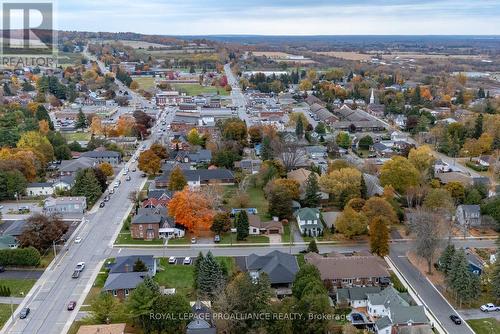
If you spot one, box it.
[459,308,500,320]
[291,222,304,243]
[268,234,281,244]
[0,270,44,280]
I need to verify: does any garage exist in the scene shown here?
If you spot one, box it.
[268,229,280,234]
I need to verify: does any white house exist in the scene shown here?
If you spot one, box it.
[26,182,54,197]
[433,159,451,174]
[295,208,323,237]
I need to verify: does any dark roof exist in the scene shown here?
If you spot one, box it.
[103,272,146,291]
[110,255,156,274]
[59,157,94,173]
[27,182,53,188]
[175,149,212,163]
[81,150,121,159]
[336,286,382,302]
[245,250,299,285]
[0,220,28,237]
[132,208,166,225]
[156,169,234,183]
[147,189,174,200]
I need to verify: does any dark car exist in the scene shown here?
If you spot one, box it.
[72,270,80,279]
[0,266,4,273]
[450,315,462,325]
[99,202,105,208]
[67,301,76,311]
[19,307,30,319]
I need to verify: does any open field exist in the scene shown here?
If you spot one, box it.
[131,76,156,90]
[102,40,170,49]
[252,51,295,58]
[171,83,229,96]
[0,304,17,328]
[315,51,373,61]
[62,132,91,142]
[315,51,491,61]
[58,52,84,66]
[467,318,500,334]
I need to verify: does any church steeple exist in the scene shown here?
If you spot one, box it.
[370,88,375,104]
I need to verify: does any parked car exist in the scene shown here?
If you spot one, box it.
[141,173,147,177]
[109,188,114,194]
[214,235,220,243]
[168,256,176,264]
[450,315,462,325]
[19,307,30,319]
[126,175,131,181]
[183,257,192,265]
[104,196,110,202]
[67,301,76,311]
[99,202,105,208]
[191,237,197,244]
[480,303,500,312]
[72,270,80,279]
[0,266,5,273]
[132,168,136,172]
[74,237,82,244]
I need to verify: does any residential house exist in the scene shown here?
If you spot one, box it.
[433,159,451,174]
[456,204,481,228]
[0,235,19,249]
[26,182,54,197]
[295,207,323,237]
[52,175,76,192]
[336,286,383,308]
[58,157,95,176]
[81,150,122,165]
[435,172,474,186]
[142,189,174,209]
[174,149,212,164]
[234,159,262,174]
[155,169,235,188]
[230,208,258,217]
[131,207,165,240]
[363,173,384,197]
[43,196,86,214]
[248,215,284,235]
[103,255,157,300]
[287,168,328,201]
[186,301,217,334]
[466,250,485,276]
[305,252,390,288]
[304,146,327,159]
[244,250,299,291]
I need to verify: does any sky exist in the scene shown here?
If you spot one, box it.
[54,0,500,35]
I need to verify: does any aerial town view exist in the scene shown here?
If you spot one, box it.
[0,1,499,334]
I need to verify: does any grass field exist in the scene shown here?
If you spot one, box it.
[467,318,500,334]
[62,132,91,142]
[247,187,269,220]
[0,303,17,328]
[131,76,156,90]
[171,83,229,96]
[58,52,84,65]
[219,234,269,244]
[282,225,293,244]
[0,279,36,297]
[115,232,164,245]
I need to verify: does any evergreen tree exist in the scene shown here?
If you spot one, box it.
[369,216,390,257]
[303,172,321,207]
[448,249,480,307]
[477,87,485,98]
[260,136,273,161]
[412,85,421,105]
[307,239,319,253]
[3,83,12,96]
[360,174,368,199]
[438,244,456,276]
[75,110,87,129]
[295,116,304,138]
[193,252,204,290]
[71,168,103,206]
[197,251,224,297]
[236,211,249,241]
[133,258,148,272]
[474,114,483,139]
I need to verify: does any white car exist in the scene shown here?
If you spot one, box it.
[168,256,176,264]
[183,257,192,265]
[75,262,85,271]
[74,237,82,244]
[480,303,500,312]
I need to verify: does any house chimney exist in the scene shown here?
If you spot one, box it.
[124,264,130,272]
[272,216,279,222]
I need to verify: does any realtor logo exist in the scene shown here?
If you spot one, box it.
[1,2,56,67]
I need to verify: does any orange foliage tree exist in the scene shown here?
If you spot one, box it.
[168,188,214,234]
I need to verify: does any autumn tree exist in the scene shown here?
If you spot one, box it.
[90,116,103,135]
[187,128,203,146]
[168,188,214,234]
[138,149,161,175]
[98,162,114,177]
[362,197,398,225]
[423,188,454,213]
[335,206,368,238]
[19,214,68,251]
[211,212,232,235]
[150,143,168,159]
[248,125,263,143]
[168,166,187,191]
[319,167,361,207]
[17,131,54,167]
[336,132,351,149]
[370,216,390,257]
[380,156,420,193]
[408,145,435,181]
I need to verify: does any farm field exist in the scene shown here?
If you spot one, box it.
[171,83,229,96]
[131,76,156,90]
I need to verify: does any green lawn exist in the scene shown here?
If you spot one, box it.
[167,237,191,245]
[62,132,91,142]
[282,224,293,244]
[219,233,269,244]
[247,187,269,220]
[115,233,164,245]
[0,279,36,297]
[155,258,195,297]
[467,318,500,334]
[0,303,17,328]
[171,83,229,96]
[132,76,156,90]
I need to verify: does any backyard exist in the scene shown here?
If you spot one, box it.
[62,132,91,142]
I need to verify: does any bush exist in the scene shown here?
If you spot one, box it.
[390,272,408,293]
[465,162,488,172]
[0,286,11,297]
[0,247,41,266]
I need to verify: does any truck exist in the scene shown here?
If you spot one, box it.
[72,262,85,278]
[480,303,500,312]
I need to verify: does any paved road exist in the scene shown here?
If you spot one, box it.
[389,242,476,334]
[224,63,250,125]
[459,308,500,321]
[0,297,23,304]
[0,270,43,280]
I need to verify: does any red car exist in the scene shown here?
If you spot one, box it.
[67,301,76,311]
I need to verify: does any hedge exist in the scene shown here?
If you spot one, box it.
[0,247,41,266]
[465,161,488,172]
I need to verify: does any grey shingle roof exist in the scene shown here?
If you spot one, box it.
[367,286,409,309]
[156,168,234,183]
[81,150,121,159]
[110,255,155,274]
[391,305,429,325]
[376,316,392,329]
[103,272,145,291]
[336,286,382,302]
[132,208,165,225]
[59,157,94,173]
[245,250,299,285]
